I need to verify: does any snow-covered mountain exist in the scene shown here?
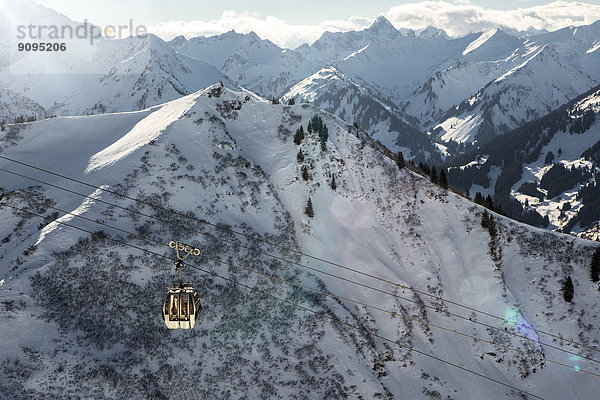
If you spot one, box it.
[0,0,232,117]
[2,33,231,116]
[3,1,599,158]
[1,85,599,399]
[447,85,600,237]
[285,17,600,154]
[295,16,407,71]
[282,67,439,162]
[0,88,46,123]
[431,41,599,145]
[170,31,311,99]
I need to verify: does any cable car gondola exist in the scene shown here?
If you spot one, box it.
[162,242,202,329]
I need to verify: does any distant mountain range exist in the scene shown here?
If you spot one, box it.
[1,0,599,236]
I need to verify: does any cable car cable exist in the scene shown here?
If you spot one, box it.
[3,190,599,379]
[0,158,598,356]
[0,201,547,400]
[3,167,596,363]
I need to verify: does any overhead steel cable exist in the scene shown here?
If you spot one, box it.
[0,154,598,355]
[0,155,598,355]
[2,166,599,365]
[0,201,546,400]
[3,189,600,380]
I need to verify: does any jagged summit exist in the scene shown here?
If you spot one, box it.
[169,35,187,47]
[368,15,397,33]
[419,25,449,39]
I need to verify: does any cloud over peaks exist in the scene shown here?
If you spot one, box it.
[147,1,600,48]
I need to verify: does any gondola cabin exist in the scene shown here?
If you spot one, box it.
[162,283,201,329]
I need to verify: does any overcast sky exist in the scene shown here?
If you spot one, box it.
[34,0,600,48]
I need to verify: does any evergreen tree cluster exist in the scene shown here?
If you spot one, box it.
[517,182,545,201]
[396,152,405,169]
[294,120,337,194]
[417,162,448,189]
[444,86,600,231]
[446,159,492,193]
[539,163,591,199]
[481,210,497,238]
[563,179,600,231]
[581,139,600,165]
[14,115,37,124]
[474,193,495,211]
[301,165,311,181]
[308,115,329,151]
[544,151,555,164]
[569,108,596,134]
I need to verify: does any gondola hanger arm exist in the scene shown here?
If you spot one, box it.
[169,241,201,261]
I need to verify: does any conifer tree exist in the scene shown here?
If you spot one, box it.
[396,151,405,169]
[293,126,305,145]
[430,166,438,184]
[591,246,600,282]
[485,195,494,210]
[330,176,337,190]
[287,97,295,105]
[474,192,484,205]
[319,124,328,151]
[562,276,574,302]
[305,198,314,218]
[439,168,448,189]
[301,165,310,181]
[297,149,304,163]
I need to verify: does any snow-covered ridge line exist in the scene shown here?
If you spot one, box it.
[86,90,205,172]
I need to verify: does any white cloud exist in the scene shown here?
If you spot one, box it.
[147,1,600,48]
[384,0,600,36]
[149,11,371,49]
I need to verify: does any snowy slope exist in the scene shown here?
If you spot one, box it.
[433,44,598,144]
[1,86,599,399]
[462,28,523,60]
[447,85,600,235]
[282,67,439,162]
[0,88,46,123]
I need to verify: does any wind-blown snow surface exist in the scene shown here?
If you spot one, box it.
[0,86,599,399]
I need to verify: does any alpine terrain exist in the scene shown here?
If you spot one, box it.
[1,1,600,398]
[1,85,599,399]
